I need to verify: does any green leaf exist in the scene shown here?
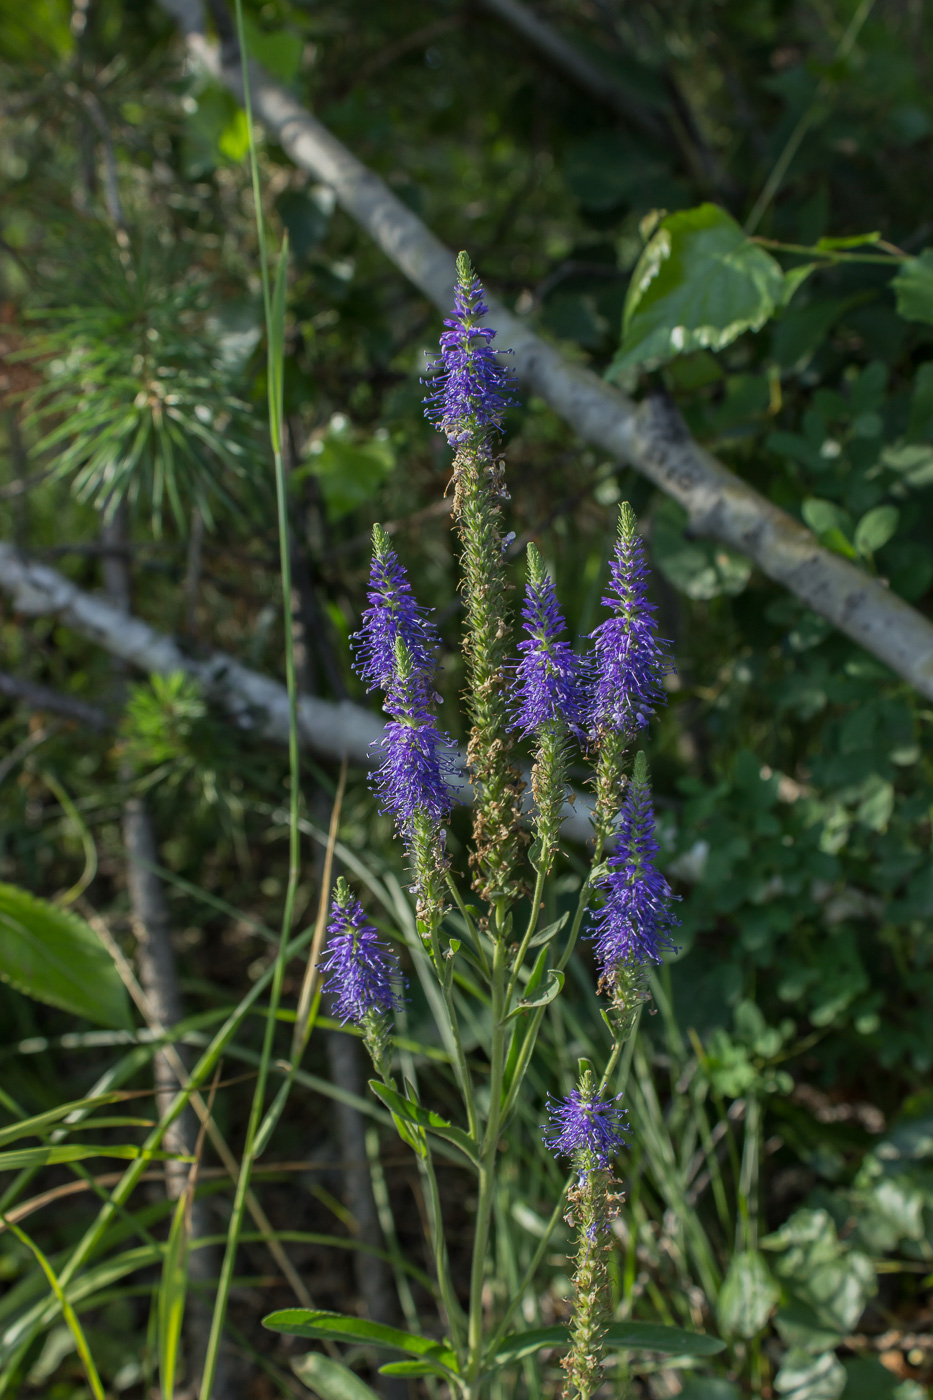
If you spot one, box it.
[368,1082,478,1166]
[854,505,899,555]
[0,882,132,1029]
[0,1144,185,1170]
[528,912,569,947]
[158,1187,190,1400]
[292,1353,381,1400]
[774,1349,846,1400]
[0,1093,123,1148]
[814,233,881,250]
[801,499,853,541]
[679,1381,741,1400]
[892,250,933,326]
[717,1250,780,1338]
[505,969,564,1021]
[652,496,752,600]
[881,443,933,488]
[488,1322,724,1369]
[610,203,784,373]
[262,1310,458,1370]
[296,433,396,518]
[378,1360,453,1378]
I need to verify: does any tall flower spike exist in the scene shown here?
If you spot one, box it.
[423,250,516,445]
[588,502,672,739]
[424,252,527,903]
[374,637,456,834]
[351,524,439,693]
[511,543,585,738]
[511,544,585,866]
[543,1070,627,1400]
[319,881,404,1026]
[589,752,679,996]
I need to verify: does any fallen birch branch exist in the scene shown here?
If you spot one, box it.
[0,546,595,841]
[163,0,933,703]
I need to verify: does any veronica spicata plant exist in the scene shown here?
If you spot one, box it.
[263,253,697,1399]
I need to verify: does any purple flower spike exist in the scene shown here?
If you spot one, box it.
[423,251,517,444]
[319,884,404,1025]
[511,544,585,737]
[351,525,439,693]
[373,671,456,834]
[588,503,672,738]
[543,1083,629,1170]
[589,760,679,984]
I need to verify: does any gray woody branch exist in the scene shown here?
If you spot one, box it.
[0,546,594,841]
[162,0,933,702]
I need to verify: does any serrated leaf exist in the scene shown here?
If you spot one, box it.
[610,203,784,373]
[264,1310,457,1369]
[854,505,899,554]
[0,883,132,1029]
[892,250,933,326]
[717,1250,780,1338]
[292,1352,381,1400]
[367,1082,478,1166]
[488,1322,724,1369]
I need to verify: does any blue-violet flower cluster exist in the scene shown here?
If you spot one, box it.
[351,524,439,692]
[319,885,404,1026]
[590,764,679,988]
[588,502,672,737]
[511,547,586,738]
[423,251,516,445]
[543,1084,629,1173]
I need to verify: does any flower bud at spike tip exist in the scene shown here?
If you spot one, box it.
[588,502,673,739]
[318,880,405,1026]
[589,753,680,989]
[422,251,516,446]
[510,544,586,738]
[351,525,439,693]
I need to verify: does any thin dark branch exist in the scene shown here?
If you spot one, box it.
[0,670,109,731]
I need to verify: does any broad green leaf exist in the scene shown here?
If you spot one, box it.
[292,1353,381,1400]
[263,1310,457,1369]
[378,1359,454,1378]
[854,505,899,555]
[892,250,933,326]
[0,1145,185,1171]
[0,883,132,1029]
[295,434,395,519]
[881,443,933,488]
[717,1250,779,1338]
[488,1322,724,1369]
[368,1082,478,1166]
[774,1348,845,1400]
[679,1380,741,1400]
[652,497,752,600]
[610,203,784,373]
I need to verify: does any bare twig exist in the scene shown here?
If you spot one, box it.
[0,670,108,731]
[156,3,933,704]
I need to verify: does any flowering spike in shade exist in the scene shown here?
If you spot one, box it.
[542,1081,629,1171]
[373,640,457,834]
[319,881,404,1026]
[510,543,586,737]
[423,250,517,444]
[589,755,679,986]
[588,502,673,737]
[351,525,439,693]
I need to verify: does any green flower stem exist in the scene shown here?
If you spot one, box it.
[465,935,508,1396]
[428,923,478,1142]
[446,872,491,979]
[419,1144,468,1359]
[500,846,602,1124]
[505,864,548,1009]
[198,8,303,1396]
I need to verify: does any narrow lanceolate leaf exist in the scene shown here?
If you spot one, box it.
[292,1352,381,1400]
[263,1310,457,1369]
[610,203,785,373]
[0,1093,124,1148]
[488,1322,725,1369]
[0,1145,187,1171]
[367,1082,478,1166]
[0,883,132,1029]
[157,1188,190,1400]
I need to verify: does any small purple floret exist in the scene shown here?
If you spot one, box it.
[589,776,679,980]
[543,1086,629,1169]
[588,513,672,737]
[510,563,586,737]
[319,895,404,1025]
[423,256,517,444]
[374,674,456,832]
[351,532,439,693]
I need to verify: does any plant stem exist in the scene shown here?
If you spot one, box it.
[505,865,547,1007]
[465,935,508,1396]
